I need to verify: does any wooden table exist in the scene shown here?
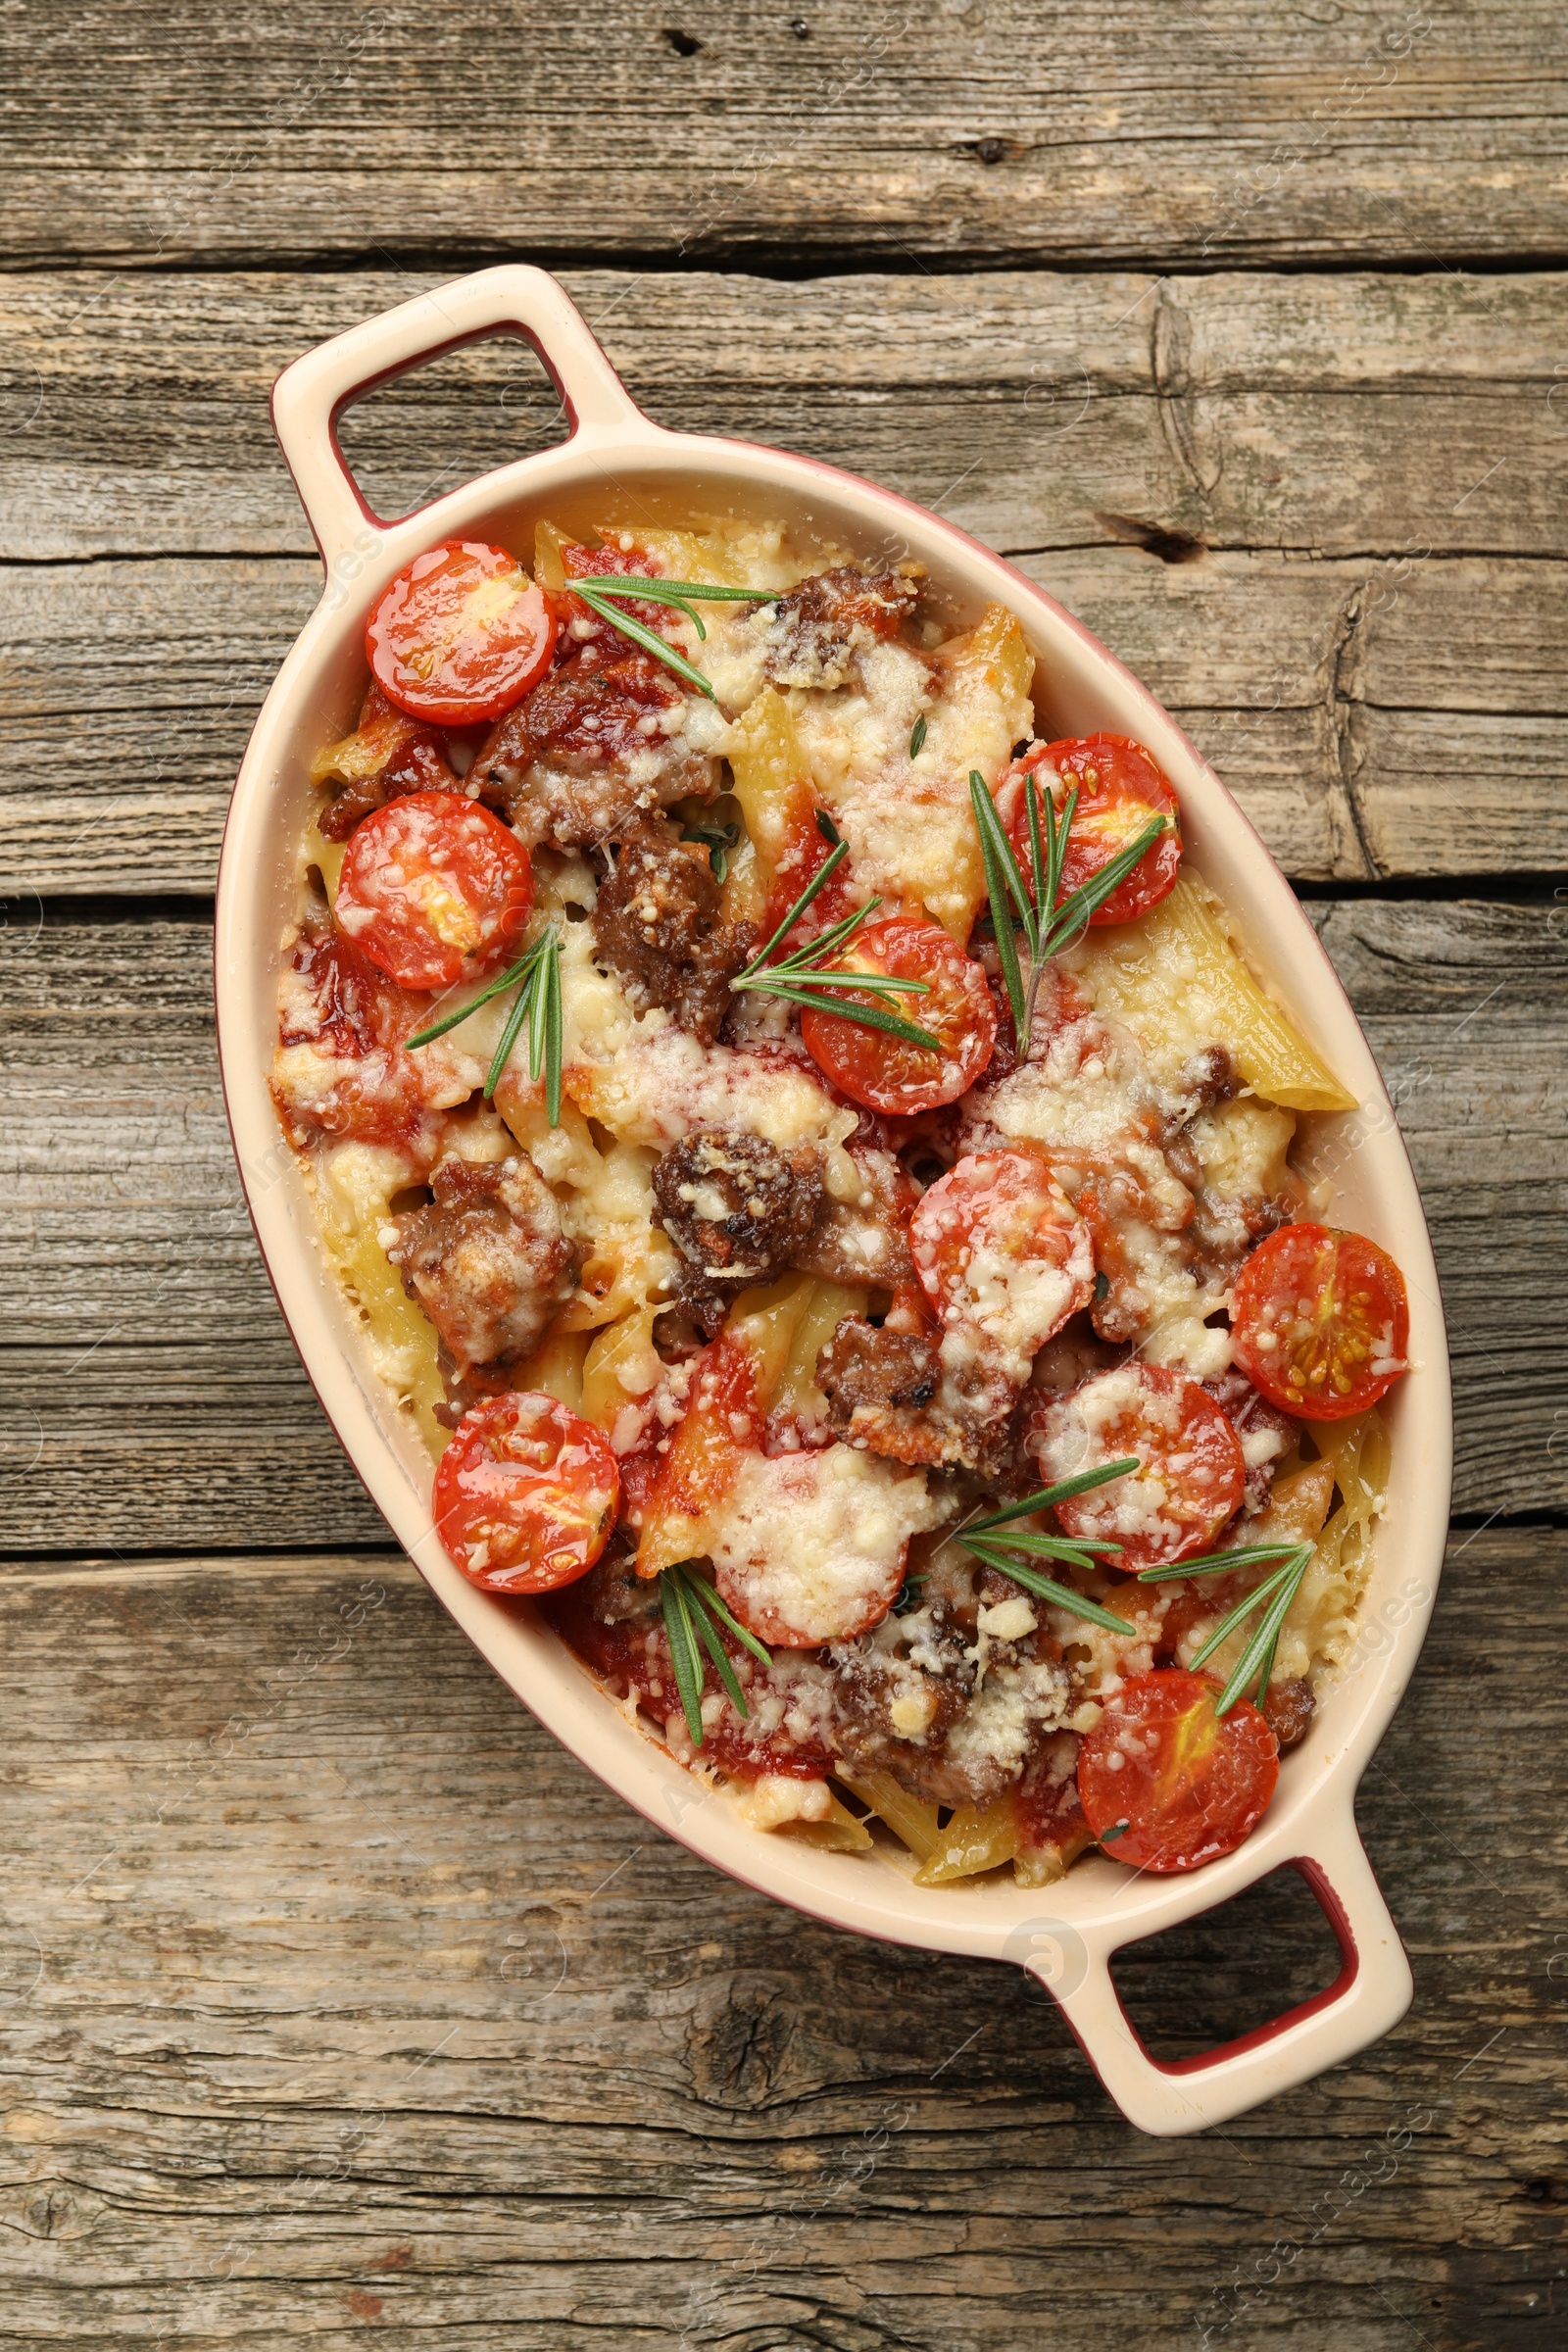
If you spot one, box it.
[2,5,1564,2343]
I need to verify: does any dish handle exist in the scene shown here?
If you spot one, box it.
[1027,1809,1412,2135]
[270,264,648,576]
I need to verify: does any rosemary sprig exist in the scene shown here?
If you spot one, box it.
[482,926,564,1119]
[729,838,943,1053]
[568,575,778,703]
[956,1457,1142,1635]
[968,767,1170,1054]
[1140,1541,1316,1718]
[909,713,927,758]
[404,954,535,1050]
[659,1560,773,1746]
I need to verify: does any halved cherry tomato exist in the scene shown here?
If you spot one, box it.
[367,540,558,724]
[1027,1362,1247,1571]
[910,1150,1094,1378]
[800,916,996,1114]
[1231,1222,1410,1421]
[335,791,534,991]
[432,1393,620,1593]
[1077,1669,1279,1872]
[999,733,1181,927]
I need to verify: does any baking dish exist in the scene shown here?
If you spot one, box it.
[215,265,1451,2133]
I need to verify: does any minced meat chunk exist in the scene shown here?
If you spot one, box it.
[652,1132,823,1336]
[590,813,747,1042]
[757,565,920,690]
[310,683,463,841]
[387,1154,575,1376]
[1262,1676,1315,1751]
[468,649,713,847]
[815,1314,1000,1473]
[790,1143,918,1290]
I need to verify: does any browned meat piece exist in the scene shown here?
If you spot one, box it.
[790,1143,918,1290]
[830,1590,1069,1809]
[829,1609,977,1804]
[590,813,748,1042]
[1262,1676,1315,1751]
[815,1315,1000,1473]
[1202,1368,1299,1513]
[387,1154,575,1377]
[317,731,461,840]
[1180,1045,1238,1110]
[652,1132,823,1337]
[468,649,713,847]
[759,565,920,690]
[309,683,463,841]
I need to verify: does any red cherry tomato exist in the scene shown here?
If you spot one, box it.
[335,791,533,991]
[1231,1223,1410,1421]
[1077,1669,1279,1871]
[1026,1362,1247,1571]
[910,1151,1094,1377]
[799,916,996,1114]
[999,733,1181,927]
[432,1393,620,1594]
[367,540,558,724]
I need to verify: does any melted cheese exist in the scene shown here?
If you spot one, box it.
[710,1446,943,1645]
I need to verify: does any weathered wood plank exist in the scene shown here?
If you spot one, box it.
[0,1529,1558,2346]
[5,545,1566,897]
[7,267,1567,564]
[0,899,1561,1553]
[5,266,1565,893]
[0,2,1561,270]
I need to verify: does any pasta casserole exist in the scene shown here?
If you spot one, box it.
[270,518,1409,1883]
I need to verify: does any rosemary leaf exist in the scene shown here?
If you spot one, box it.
[676,1571,751,1719]
[572,582,716,701]
[968,771,1030,1038]
[815,807,842,846]
[963,1525,1122,1568]
[736,839,850,977]
[909,713,927,758]
[684,1569,774,1670]
[1187,1558,1301,1670]
[738,977,943,1053]
[1212,1550,1313,1718]
[542,928,564,1128]
[405,955,533,1050]
[968,769,1037,941]
[1041,811,1169,955]
[486,978,535,1105]
[965,1456,1142,1534]
[572,576,778,604]
[763,895,883,975]
[962,1544,1135,1635]
[1137,1540,1315,1585]
[660,1569,707,1747]
[744,964,928,999]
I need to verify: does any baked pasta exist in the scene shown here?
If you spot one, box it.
[270,520,1409,1882]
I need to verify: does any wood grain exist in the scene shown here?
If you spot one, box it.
[0,1528,1558,2348]
[5,266,1565,894]
[7,266,1566,564]
[4,13,1564,2333]
[0,2,1561,270]
[12,548,1568,894]
[0,899,1560,1556]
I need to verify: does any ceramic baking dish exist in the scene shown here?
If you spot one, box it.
[215,265,1451,2134]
